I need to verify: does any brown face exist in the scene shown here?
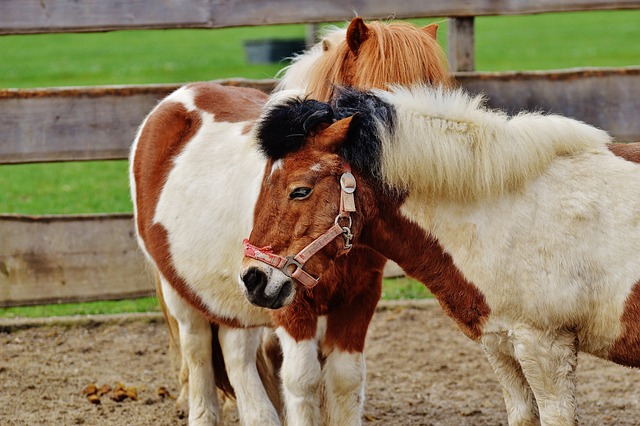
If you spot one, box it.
[240,119,356,309]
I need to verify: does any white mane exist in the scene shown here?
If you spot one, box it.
[374,85,612,201]
[275,27,347,92]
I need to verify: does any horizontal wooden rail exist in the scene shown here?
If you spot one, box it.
[1,68,638,165]
[0,214,154,307]
[2,68,640,306]
[1,0,640,35]
[458,67,640,142]
[0,78,275,164]
[0,213,403,306]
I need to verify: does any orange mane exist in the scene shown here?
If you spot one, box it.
[306,19,452,101]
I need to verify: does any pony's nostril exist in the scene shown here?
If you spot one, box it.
[242,267,267,293]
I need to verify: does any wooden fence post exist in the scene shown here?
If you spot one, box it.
[306,23,319,49]
[447,17,475,72]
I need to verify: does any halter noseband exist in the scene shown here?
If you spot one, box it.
[243,164,357,289]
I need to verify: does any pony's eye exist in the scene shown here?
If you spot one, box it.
[289,187,313,200]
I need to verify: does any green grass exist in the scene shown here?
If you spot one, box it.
[1,11,639,216]
[0,277,429,318]
[0,11,638,315]
[0,160,131,215]
[381,277,433,300]
[475,11,640,71]
[0,25,308,89]
[0,297,161,319]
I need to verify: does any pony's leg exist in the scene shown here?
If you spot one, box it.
[218,326,281,426]
[161,278,220,425]
[321,304,377,424]
[176,348,190,417]
[481,334,539,426]
[275,323,322,426]
[155,272,190,416]
[511,327,578,426]
[321,263,382,425]
[322,349,365,425]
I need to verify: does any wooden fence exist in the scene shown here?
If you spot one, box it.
[1,1,639,306]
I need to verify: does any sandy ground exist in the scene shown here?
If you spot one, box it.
[2,301,640,425]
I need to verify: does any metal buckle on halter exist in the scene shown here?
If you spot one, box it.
[281,255,303,277]
[334,214,352,228]
[341,227,354,250]
[340,172,356,193]
[334,214,354,250]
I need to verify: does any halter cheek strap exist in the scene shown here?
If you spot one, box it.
[243,164,356,289]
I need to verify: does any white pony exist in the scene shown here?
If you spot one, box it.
[243,84,640,425]
[131,18,450,425]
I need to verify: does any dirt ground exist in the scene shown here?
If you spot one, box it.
[2,301,640,425]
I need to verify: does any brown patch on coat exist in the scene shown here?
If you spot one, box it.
[608,281,640,367]
[268,246,385,353]
[188,82,267,123]
[322,247,384,353]
[609,142,640,163]
[249,153,385,351]
[256,331,284,412]
[133,84,268,327]
[361,194,491,341]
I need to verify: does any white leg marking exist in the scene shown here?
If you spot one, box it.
[276,327,322,426]
[512,327,578,426]
[323,349,366,426]
[482,334,540,426]
[176,350,190,417]
[161,279,220,425]
[218,326,281,426]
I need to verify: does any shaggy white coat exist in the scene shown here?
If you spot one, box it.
[375,85,640,425]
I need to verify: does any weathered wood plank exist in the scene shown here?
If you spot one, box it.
[0,78,276,164]
[447,17,475,72]
[1,0,639,35]
[1,68,638,165]
[0,213,404,306]
[0,214,154,307]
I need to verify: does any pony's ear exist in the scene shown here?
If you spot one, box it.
[423,23,438,40]
[315,115,357,152]
[303,109,334,135]
[346,17,369,53]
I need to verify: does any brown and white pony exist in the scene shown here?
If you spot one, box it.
[241,85,640,425]
[130,18,450,425]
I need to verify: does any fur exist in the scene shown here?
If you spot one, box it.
[374,85,609,200]
[249,84,640,424]
[283,19,452,101]
[256,96,335,160]
[134,18,454,426]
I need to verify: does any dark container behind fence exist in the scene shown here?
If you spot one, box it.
[244,39,306,64]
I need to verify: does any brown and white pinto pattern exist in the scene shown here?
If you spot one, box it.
[131,18,451,426]
[242,85,640,426]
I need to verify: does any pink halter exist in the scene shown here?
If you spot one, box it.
[243,165,357,289]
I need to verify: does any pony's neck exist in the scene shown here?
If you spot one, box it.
[359,197,490,340]
[375,87,611,201]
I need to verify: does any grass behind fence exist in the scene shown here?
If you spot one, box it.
[1,11,639,217]
[0,277,431,318]
[1,11,639,316]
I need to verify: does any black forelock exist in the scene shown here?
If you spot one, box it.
[331,87,395,180]
[255,97,335,160]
